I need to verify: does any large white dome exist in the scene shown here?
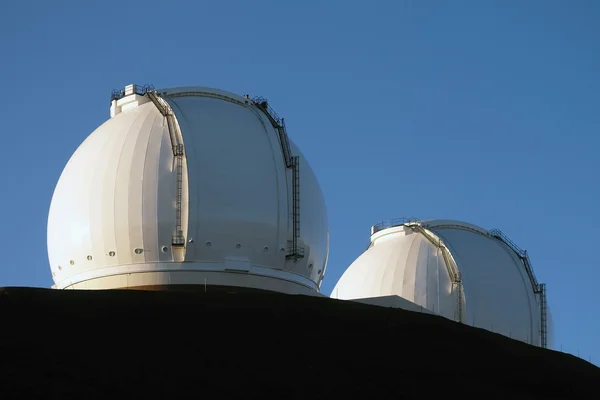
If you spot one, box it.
[331,219,551,347]
[47,85,329,295]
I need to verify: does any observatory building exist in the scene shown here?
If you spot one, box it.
[47,84,329,295]
[47,83,552,350]
[331,218,553,348]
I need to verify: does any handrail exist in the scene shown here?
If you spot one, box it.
[110,84,155,102]
[488,228,526,257]
[252,96,283,127]
[371,217,420,235]
[490,229,547,348]
[489,228,540,293]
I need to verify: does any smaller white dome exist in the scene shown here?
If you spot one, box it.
[332,219,549,347]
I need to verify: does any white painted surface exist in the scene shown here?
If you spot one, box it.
[349,295,436,315]
[332,219,544,346]
[331,225,456,321]
[47,86,329,294]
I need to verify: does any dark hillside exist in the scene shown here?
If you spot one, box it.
[0,287,596,399]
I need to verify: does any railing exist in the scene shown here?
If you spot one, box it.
[488,228,526,257]
[489,228,540,292]
[251,96,283,127]
[146,90,171,124]
[110,84,156,102]
[371,217,420,235]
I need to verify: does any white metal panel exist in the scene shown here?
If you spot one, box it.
[114,105,153,265]
[166,95,283,268]
[128,112,156,263]
[155,115,176,262]
[402,234,419,302]
[431,226,539,345]
[332,226,455,321]
[141,112,166,262]
[48,101,170,286]
[98,105,131,266]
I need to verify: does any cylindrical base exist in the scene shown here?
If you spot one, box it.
[56,267,322,297]
[114,284,280,294]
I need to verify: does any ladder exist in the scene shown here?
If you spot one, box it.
[289,156,302,259]
[455,281,463,323]
[146,90,186,246]
[539,283,548,348]
[252,97,303,259]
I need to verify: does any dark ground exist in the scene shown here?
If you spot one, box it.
[0,287,597,399]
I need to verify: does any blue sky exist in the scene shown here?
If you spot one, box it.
[1,1,598,362]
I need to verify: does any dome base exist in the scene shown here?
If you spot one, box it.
[54,265,321,297]
[112,284,288,295]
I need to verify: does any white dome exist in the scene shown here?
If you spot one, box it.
[332,219,550,347]
[47,85,329,295]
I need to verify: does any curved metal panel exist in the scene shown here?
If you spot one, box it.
[431,226,539,345]
[288,141,329,284]
[48,102,172,285]
[166,95,283,267]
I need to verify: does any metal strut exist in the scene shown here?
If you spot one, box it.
[489,228,548,348]
[146,90,186,246]
[407,223,463,323]
[252,97,303,259]
[489,229,540,292]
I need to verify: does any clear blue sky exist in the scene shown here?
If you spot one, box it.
[1,1,598,362]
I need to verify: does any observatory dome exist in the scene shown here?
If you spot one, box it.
[47,85,329,295]
[331,219,552,348]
